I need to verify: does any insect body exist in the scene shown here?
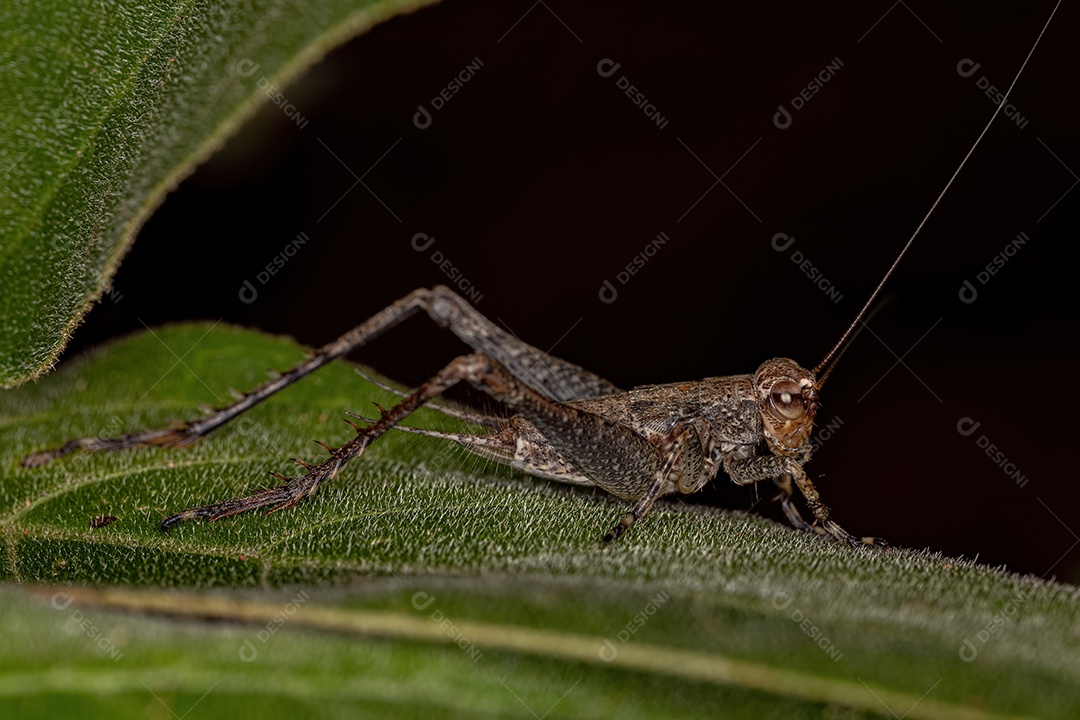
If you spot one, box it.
[458,358,857,544]
[21,285,872,545]
[22,4,1058,546]
[343,299,854,544]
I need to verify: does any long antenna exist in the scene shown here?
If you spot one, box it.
[814,0,1060,377]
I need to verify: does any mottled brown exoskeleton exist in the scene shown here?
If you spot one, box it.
[23,5,1056,546]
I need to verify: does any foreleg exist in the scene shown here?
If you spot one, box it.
[726,455,886,547]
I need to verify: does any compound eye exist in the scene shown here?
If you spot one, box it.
[770,380,806,420]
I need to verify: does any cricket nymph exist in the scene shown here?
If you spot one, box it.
[392,355,833,543]
[438,358,822,495]
[327,343,858,545]
[23,285,877,546]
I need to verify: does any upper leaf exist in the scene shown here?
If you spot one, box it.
[0,0,436,387]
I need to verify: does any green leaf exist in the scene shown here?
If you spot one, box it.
[1,324,1078,718]
[0,0,437,388]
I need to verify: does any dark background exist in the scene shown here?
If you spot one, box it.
[66,2,1079,582]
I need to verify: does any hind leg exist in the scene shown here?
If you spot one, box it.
[162,352,662,540]
[23,286,620,467]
